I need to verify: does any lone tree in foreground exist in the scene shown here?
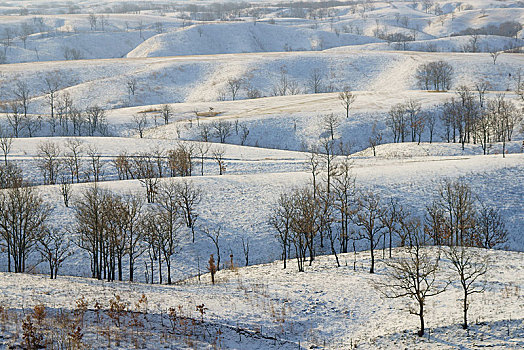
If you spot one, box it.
[377,224,448,336]
[445,245,488,330]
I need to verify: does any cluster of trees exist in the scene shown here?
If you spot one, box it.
[0,76,109,138]
[0,138,225,201]
[0,174,203,284]
[385,89,521,155]
[75,180,201,284]
[271,152,507,274]
[270,150,507,335]
[415,60,454,91]
[0,168,68,277]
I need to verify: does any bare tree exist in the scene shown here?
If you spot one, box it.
[203,226,222,271]
[368,122,383,156]
[445,245,488,329]
[289,186,320,271]
[127,78,137,98]
[378,227,447,336]
[211,146,226,175]
[13,79,31,121]
[85,105,107,136]
[196,142,210,176]
[489,49,501,65]
[161,104,172,125]
[0,126,13,165]
[133,153,159,203]
[339,87,356,119]
[86,145,103,183]
[354,191,385,273]
[59,176,72,207]
[212,120,232,143]
[322,113,340,140]
[75,185,109,279]
[3,102,25,138]
[309,68,324,93]
[331,156,355,253]
[0,185,51,273]
[240,124,249,145]
[154,181,184,284]
[175,180,202,242]
[132,113,148,138]
[44,72,64,135]
[227,78,242,100]
[38,227,72,279]
[475,204,507,248]
[64,138,83,183]
[269,192,294,269]
[36,141,62,185]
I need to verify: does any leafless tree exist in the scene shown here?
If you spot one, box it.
[368,122,383,156]
[475,204,507,249]
[167,144,193,177]
[387,103,408,143]
[154,181,184,284]
[88,13,98,30]
[44,72,64,135]
[377,227,447,337]
[3,102,25,138]
[240,124,249,145]
[85,105,107,136]
[322,113,340,140]
[36,141,62,185]
[445,245,488,329]
[161,104,172,125]
[38,227,72,279]
[339,87,356,119]
[196,142,211,176]
[241,236,250,266]
[59,175,72,207]
[354,191,385,273]
[212,120,232,143]
[75,185,109,279]
[416,61,453,91]
[269,192,294,269]
[0,126,13,165]
[0,185,51,273]
[211,146,226,175]
[133,153,160,203]
[289,186,320,271]
[132,113,148,138]
[489,49,501,65]
[227,78,242,100]
[433,178,476,246]
[175,180,202,242]
[475,80,490,108]
[13,79,31,121]
[203,226,222,271]
[64,138,83,183]
[127,78,138,98]
[308,68,324,93]
[331,156,356,253]
[86,145,103,183]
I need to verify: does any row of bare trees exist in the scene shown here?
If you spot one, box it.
[0,173,203,283]
[74,180,201,283]
[1,76,110,137]
[386,91,520,154]
[271,142,507,274]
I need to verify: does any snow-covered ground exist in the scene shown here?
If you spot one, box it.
[0,0,523,348]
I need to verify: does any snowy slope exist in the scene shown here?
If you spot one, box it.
[127,22,384,58]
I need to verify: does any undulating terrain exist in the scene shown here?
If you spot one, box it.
[0,0,523,349]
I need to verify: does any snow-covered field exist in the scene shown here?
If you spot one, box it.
[0,0,523,348]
